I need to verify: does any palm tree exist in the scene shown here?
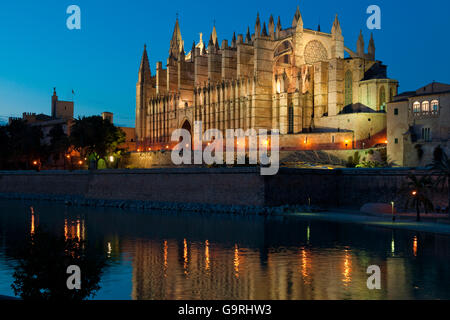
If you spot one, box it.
[429,146,450,210]
[404,174,434,222]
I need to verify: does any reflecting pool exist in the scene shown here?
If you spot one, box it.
[0,200,449,300]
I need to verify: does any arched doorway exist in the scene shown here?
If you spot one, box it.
[288,104,294,134]
[181,120,192,150]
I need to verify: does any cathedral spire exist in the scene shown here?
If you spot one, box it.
[261,22,268,37]
[276,16,282,38]
[255,13,261,38]
[292,6,302,28]
[139,44,151,84]
[269,15,275,38]
[231,32,237,48]
[245,26,251,43]
[169,18,183,59]
[357,30,365,57]
[368,32,375,60]
[331,14,342,36]
[211,25,218,46]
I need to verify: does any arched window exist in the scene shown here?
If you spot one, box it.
[422,101,430,114]
[345,70,353,106]
[389,88,395,102]
[288,104,294,134]
[431,100,439,114]
[413,102,421,114]
[379,86,386,111]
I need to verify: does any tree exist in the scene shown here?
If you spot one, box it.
[403,174,434,222]
[0,120,45,169]
[11,228,105,301]
[48,124,70,163]
[346,151,361,168]
[429,146,450,210]
[70,116,125,164]
[0,125,10,168]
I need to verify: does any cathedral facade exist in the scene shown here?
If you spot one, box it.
[136,7,398,151]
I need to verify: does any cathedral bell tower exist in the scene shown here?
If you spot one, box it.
[136,44,153,146]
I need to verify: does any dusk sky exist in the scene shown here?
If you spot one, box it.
[0,0,449,127]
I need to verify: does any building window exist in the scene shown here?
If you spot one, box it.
[421,128,432,142]
[394,108,399,115]
[422,101,430,114]
[390,87,395,102]
[332,136,335,143]
[413,102,421,114]
[288,104,294,134]
[345,70,353,106]
[431,100,439,114]
[379,86,386,111]
[395,138,399,144]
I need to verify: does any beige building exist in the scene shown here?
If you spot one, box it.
[101,112,137,151]
[136,7,398,151]
[9,88,74,145]
[387,82,450,167]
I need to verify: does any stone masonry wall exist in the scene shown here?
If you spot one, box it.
[0,168,446,210]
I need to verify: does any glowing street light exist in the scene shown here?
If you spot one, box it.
[109,156,114,163]
[391,201,395,222]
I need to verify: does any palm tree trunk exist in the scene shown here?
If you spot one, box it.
[416,201,421,222]
[447,175,450,213]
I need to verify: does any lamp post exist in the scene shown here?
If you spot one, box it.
[391,201,395,222]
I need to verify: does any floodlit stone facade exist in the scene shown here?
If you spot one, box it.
[387,82,450,167]
[136,7,398,151]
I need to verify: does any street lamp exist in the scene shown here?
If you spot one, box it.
[391,201,395,222]
[109,156,114,163]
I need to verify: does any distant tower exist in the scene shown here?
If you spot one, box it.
[51,87,58,118]
[51,87,74,120]
[102,112,113,124]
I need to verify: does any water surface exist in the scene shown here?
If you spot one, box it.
[0,200,449,300]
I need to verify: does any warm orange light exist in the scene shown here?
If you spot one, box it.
[163,240,168,271]
[412,191,417,196]
[345,140,349,144]
[148,147,151,151]
[183,238,188,275]
[137,149,141,152]
[205,240,210,271]
[385,140,388,144]
[185,144,189,148]
[234,244,240,278]
[166,145,169,149]
[33,161,38,165]
[66,155,70,159]
[413,236,418,257]
[78,161,83,165]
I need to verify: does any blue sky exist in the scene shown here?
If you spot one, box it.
[0,0,449,127]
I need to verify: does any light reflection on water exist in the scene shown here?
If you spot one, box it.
[0,200,450,300]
